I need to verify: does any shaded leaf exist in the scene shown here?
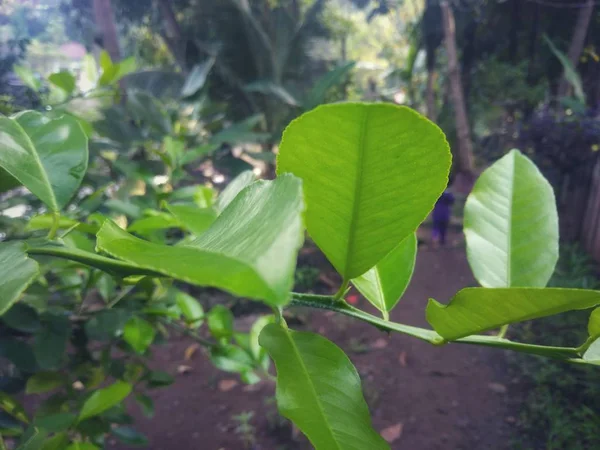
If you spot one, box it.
[544,35,585,103]
[26,372,64,394]
[134,394,154,418]
[303,62,355,111]
[0,241,39,316]
[245,81,299,106]
[352,234,417,318]
[48,71,76,94]
[112,426,148,446]
[85,309,130,341]
[3,303,40,333]
[123,317,155,354]
[464,149,558,288]
[181,58,215,97]
[79,381,132,421]
[278,103,450,280]
[34,314,71,370]
[0,111,88,211]
[207,305,234,339]
[214,170,256,213]
[427,288,600,340]
[0,392,29,423]
[259,324,388,450]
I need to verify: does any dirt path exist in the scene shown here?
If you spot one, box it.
[111,238,516,450]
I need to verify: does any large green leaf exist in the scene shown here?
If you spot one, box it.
[259,324,388,450]
[427,288,600,340]
[214,171,256,213]
[464,149,558,288]
[164,203,217,236]
[278,103,450,280]
[79,381,132,421]
[0,111,88,211]
[96,175,304,305]
[0,242,39,316]
[352,233,417,319]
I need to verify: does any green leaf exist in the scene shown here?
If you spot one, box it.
[181,58,215,98]
[3,303,40,333]
[126,91,171,134]
[244,81,299,106]
[0,111,88,211]
[259,324,388,450]
[278,103,450,280]
[464,149,558,288]
[0,392,29,423]
[96,175,305,306]
[303,62,355,111]
[145,371,173,388]
[134,394,154,418]
[127,213,179,234]
[210,115,270,146]
[85,309,130,341]
[249,315,274,362]
[164,203,217,236]
[33,413,76,432]
[352,233,417,319]
[26,372,65,394]
[583,338,600,362]
[210,345,254,373]
[79,381,132,421]
[175,290,204,327]
[0,338,37,372]
[13,65,41,92]
[427,288,600,341]
[0,241,39,316]
[48,71,76,95]
[34,314,71,370]
[112,426,148,446]
[544,35,585,103]
[207,305,234,339]
[589,308,600,338]
[65,443,99,450]
[40,432,69,450]
[16,426,46,450]
[123,317,156,354]
[214,170,256,214]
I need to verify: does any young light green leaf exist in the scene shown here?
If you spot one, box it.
[278,103,450,280]
[79,381,132,421]
[181,58,215,98]
[214,170,256,213]
[48,71,76,95]
[352,233,417,319]
[207,305,234,339]
[464,149,558,288]
[96,175,304,305]
[583,338,600,363]
[0,111,88,211]
[26,372,65,395]
[588,307,600,338]
[175,290,204,327]
[210,345,254,373]
[123,317,156,354]
[427,288,600,341]
[164,203,217,236]
[259,324,389,450]
[127,213,180,234]
[0,241,39,316]
[39,432,69,450]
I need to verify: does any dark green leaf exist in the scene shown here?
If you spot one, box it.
[0,392,29,423]
[34,314,71,370]
[3,303,40,333]
[0,111,88,211]
[259,324,388,450]
[277,103,450,280]
[26,372,65,394]
[112,426,148,446]
[85,309,130,341]
[145,371,174,389]
[0,241,39,316]
[134,394,154,418]
[33,413,76,432]
[427,288,600,340]
[0,338,37,372]
[78,381,132,421]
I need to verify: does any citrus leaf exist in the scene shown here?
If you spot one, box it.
[427,288,600,341]
[214,171,256,213]
[0,242,39,316]
[175,290,204,327]
[123,317,155,354]
[278,103,450,280]
[79,381,132,421]
[207,305,233,340]
[26,372,65,394]
[96,175,304,305]
[48,71,76,95]
[164,203,217,236]
[464,149,558,288]
[0,111,88,211]
[589,307,600,338]
[352,233,417,318]
[259,324,389,450]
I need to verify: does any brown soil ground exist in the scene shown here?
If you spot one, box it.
[110,231,518,450]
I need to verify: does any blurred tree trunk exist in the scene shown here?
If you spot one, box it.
[157,0,188,72]
[557,0,594,98]
[426,70,436,121]
[441,1,474,180]
[93,0,120,62]
[423,0,443,121]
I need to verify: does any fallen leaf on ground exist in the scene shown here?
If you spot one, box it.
[177,365,192,375]
[218,379,238,392]
[371,338,388,349]
[488,382,508,394]
[399,351,408,367]
[381,423,403,443]
[184,343,200,360]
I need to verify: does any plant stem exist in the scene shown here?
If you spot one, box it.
[333,279,350,300]
[164,319,217,349]
[289,292,582,360]
[497,324,509,339]
[47,212,61,240]
[0,434,7,450]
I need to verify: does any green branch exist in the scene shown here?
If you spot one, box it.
[289,292,582,361]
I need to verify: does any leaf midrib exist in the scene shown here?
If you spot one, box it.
[506,152,516,287]
[11,118,58,211]
[343,107,370,279]
[283,329,342,450]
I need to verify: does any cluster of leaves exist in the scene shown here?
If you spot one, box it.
[1,97,600,450]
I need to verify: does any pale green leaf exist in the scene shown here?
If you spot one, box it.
[96,175,304,305]
[278,103,450,280]
[207,305,234,339]
[164,203,217,236]
[48,71,76,95]
[214,171,256,213]
[79,381,132,421]
[588,307,600,338]
[13,65,41,92]
[352,233,417,318]
[583,338,600,362]
[245,81,299,106]
[464,149,558,288]
[427,288,600,341]
[123,317,155,354]
[259,324,389,450]
[544,35,585,103]
[175,290,204,327]
[0,111,88,211]
[181,58,215,97]
[0,242,39,316]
